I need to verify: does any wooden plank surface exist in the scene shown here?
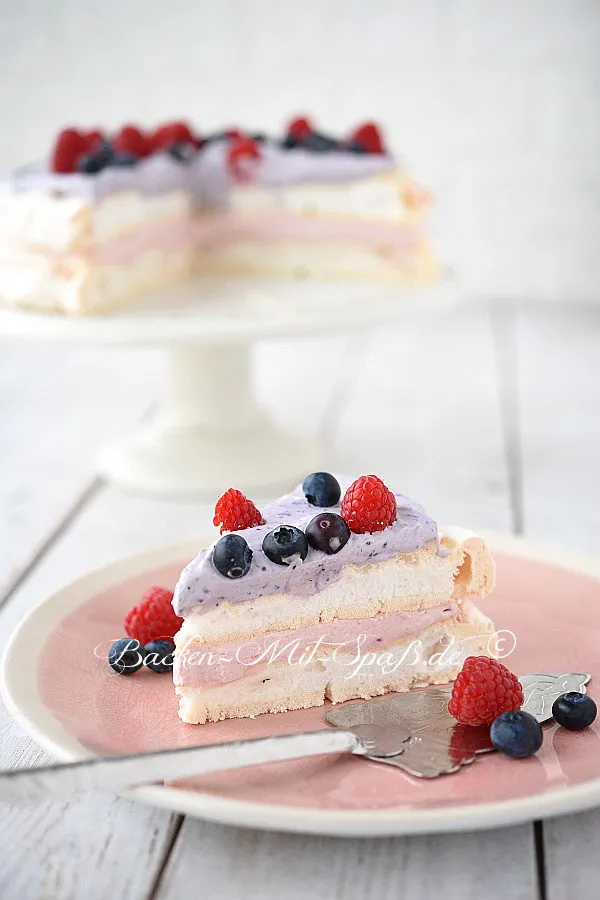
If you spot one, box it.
[156,820,537,900]
[2,303,597,898]
[0,343,178,900]
[0,343,159,598]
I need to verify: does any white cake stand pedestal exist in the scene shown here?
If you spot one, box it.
[0,273,459,497]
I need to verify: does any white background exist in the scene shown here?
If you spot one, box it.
[0,0,599,300]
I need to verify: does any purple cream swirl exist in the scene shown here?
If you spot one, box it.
[173,478,439,617]
[7,141,396,206]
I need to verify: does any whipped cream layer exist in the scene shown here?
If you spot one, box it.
[174,479,439,617]
[174,601,459,687]
[8,141,396,205]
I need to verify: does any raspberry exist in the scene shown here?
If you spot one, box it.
[213,488,264,534]
[124,587,182,645]
[149,121,194,152]
[288,116,312,140]
[349,122,385,154]
[114,125,149,158]
[226,136,261,182]
[340,475,397,534]
[51,128,89,173]
[83,130,104,152]
[448,656,524,727]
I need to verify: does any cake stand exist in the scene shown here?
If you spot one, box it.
[0,274,459,497]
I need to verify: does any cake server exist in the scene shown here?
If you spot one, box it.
[0,725,407,803]
[327,671,591,777]
[0,671,589,802]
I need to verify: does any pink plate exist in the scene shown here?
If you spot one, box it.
[2,533,600,836]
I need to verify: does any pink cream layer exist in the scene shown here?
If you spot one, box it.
[174,602,459,688]
[192,210,421,256]
[70,210,421,266]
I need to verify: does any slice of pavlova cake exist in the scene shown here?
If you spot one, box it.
[172,473,496,724]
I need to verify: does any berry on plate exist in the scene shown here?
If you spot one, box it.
[144,639,176,674]
[306,513,350,555]
[263,526,309,566]
[552,692,597,731]
[108,638,144,675]
[213,488,264,534]
[490,710,543,759]
[302,472,341,507]
[448,656,524,726]
[124,586,182,645]
[340,475,397,534]
[212,534,253,579]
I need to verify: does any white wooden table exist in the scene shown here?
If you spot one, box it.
[0,300,599,899]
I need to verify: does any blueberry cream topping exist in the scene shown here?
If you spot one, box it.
[173,475,441,616]
[9,117,394,202]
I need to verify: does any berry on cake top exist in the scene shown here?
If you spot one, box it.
[49,117,389,176]
[173,473,440,616]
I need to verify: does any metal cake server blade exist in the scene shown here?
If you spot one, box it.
[0,725,410,804]
[326,672,592,778]
[0,672,590,800]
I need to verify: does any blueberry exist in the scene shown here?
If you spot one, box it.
[167,142,195,163]
[144,639,175,674]
[112,152,137,167]
[281,133,300,150]
[490,710,543,759]
[78,153,107,174]
[212,534,252,578]
[346,141,367,154]
[552,692,597,731]
[202,131,229,144]
[302,472,341,507]
[303,132,339,152]
[252,133,267,143]
[262,526,308,566]
[95,139,115,165]
[108,638,144,675]
[306,513,350,555]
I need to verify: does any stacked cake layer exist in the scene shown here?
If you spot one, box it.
[172,476,496,725]
[0,119,438,314]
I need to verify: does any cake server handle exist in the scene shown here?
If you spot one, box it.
[0,728,371,803]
